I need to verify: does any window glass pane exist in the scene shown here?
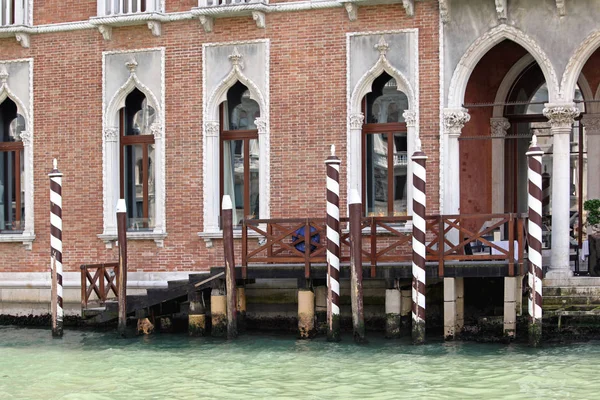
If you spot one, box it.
[228,90,260,130]
[223,139,245,225]
[124,144,151,230]
[393,133,408,216]
[249,139,259,220]
[366,74,409,123]
[130,99,155,136]
[9,114,25,142]
[365,133,388,216]
[0,150,23,232]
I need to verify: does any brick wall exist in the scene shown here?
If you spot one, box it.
[0,1,440,273]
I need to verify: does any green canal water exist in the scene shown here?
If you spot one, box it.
[1,326,598,399]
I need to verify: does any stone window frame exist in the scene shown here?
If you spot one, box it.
[0,59,35,250]
[199,40,270,246]
[99,48,166,248]
[347,30,419,221]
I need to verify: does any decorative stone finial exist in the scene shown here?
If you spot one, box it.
[229,47,244,69]
[331,144,335,156]
[126,59,138,74]
[375,36,389,57]
[415,134,422,152]
[0,66,8,84]
[531,134,537,147]
[53,158,58,170]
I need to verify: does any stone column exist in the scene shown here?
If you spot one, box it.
[543,104,580,279]
[298,289,315,339]
[150,123,165,236]
[490,117,510,213]
[404,110,417,217]
[348,113,364,198]
[204,121,220,232]
[582,114,600,199]
[443,108,470,214]
[103,127,119,236]
[385,288,401,338]
[503,276,517,339]
[255,117,269,220]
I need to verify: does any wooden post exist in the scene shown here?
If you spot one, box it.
[116,199,128,337]
[49,159,63,337]
[349,189,366,343]
[526,135,543,347]
[222,195,238,339]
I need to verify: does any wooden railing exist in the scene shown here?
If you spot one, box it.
[0,0,27,27]
[80,263,119,309]
[242,213,527,278]
[97,0,159,16]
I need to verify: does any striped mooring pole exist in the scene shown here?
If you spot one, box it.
[526,135,543,347]
[326,144,341,342]
[49,159,63,337]
[411,137,427,345]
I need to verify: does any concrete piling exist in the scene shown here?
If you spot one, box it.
[315,286,327,333]
[444,277,464,340]
[504,277,518,339]
[189,291,207,337]
[237,286,247,333]
[385,288,402,338]
[211,288,227,337]
[298,289,315,338]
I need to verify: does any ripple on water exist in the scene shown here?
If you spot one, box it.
[1,327,600,399]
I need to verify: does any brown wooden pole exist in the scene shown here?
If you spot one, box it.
[222,195,238,339]
[116,199,128,337]
[349,189,366,343]
[51,255,57,335]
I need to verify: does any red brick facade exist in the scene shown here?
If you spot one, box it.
[0,1,440,273]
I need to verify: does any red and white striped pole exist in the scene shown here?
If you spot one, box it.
[326,145,341,342]
[49,159,63,337]
[411,137,427,344]
[526,135,543,347]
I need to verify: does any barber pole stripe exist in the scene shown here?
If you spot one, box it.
[49,159,64,330]
[326,146,341,319]
[412,148,427,327]
[526,137,543,322]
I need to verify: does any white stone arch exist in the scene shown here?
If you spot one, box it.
[0,85,29,124]
[202,58,270,235]
[105,74,162,128]
[447,24,560,109]
[348,50,418,217]
[561,30,600,104]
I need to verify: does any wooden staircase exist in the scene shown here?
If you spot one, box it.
[81,268,224,325]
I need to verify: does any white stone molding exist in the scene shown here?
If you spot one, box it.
[98,25,112,40]
[543,103,580,129]
[0,59,35,249]
[199,15,214,33]
[101,48,166,247]
[402,0,414,17]
[447,24,560,108]
[402,110,417,127]
[439,0,450,23]
[347,30,419,215]
[443,108,470,137]
[202,40,270,237]
[556,0,566,16]
[582,114,600,134]
[584,114,600,200]
[252,11,266,28]
[495,0,507,21]
[344,3,358,21]
[561,30,600,104]
[490,117,509,214]
[348,113,364,130]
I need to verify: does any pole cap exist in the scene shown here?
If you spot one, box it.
[349,189,361,205]
[222,195,232,210]
[116,199,127,213]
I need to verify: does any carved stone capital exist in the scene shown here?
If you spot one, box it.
[439,0,450,23]
[199,15,213,33]
[255,117,268,135]
[349,113,364,130]
[103,126,119,142]
[490,117,510,138]
[495,0,507,20]
[443,108,470,136]
[543,104,580,130]
[556,0,566,16]
[583,114,600,135]
[19,130,32,146]
[252,11,266,29]
[344,3,358,21]
[204,121,219,138]
[150,122,163,139]
[402,110,417,127]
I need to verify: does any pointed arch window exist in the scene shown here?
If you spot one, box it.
[362,73,409,216]
[119,88,155,230]
[0,98,24,232]
[220,82,260,226]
